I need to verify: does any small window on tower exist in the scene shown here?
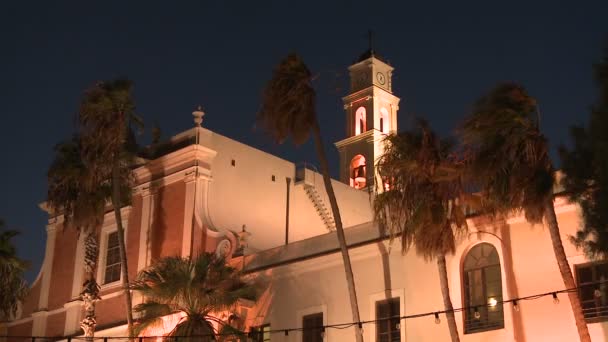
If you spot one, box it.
[231,159,236,166]
[355,106,366,135]
[380,107,390,134]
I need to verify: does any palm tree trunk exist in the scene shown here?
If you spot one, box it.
[112,156,135,338]
[311,120,364,342]
[80,229,100,339]
[544,200,591,342]
[437,254,460,342]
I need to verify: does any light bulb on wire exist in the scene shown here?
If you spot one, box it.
[513,299,519,312]
[434,312,441,324]
[552,292,560,304]
[488,298,498,307]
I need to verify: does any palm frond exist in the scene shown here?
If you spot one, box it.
[460,83,553,223]
[133,301,176,336]
[374,119,469,260]
[132,253,261,339]
[0,222,29,319]
[258,53,316,145]
[216,322,247,342]
[47,136,110,231]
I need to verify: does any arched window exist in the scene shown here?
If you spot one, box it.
[355,107,366,135]
[349,155,366,189]
[463,243,504,333]
[380,107,390,134]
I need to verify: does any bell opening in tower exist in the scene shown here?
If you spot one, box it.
[350,155,367,189]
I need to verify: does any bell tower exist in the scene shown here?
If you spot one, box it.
[335,49,400,191]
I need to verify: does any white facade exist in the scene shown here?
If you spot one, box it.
[242,197,608,341]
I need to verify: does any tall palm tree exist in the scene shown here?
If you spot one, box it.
[47,137,109,337]
[560,43,608,259]
[460,83,591,342]
[258,53,364,342]
[132,253,258,341]
[78,79,143,337]
[0,220,28,320]
[374,120,468,342]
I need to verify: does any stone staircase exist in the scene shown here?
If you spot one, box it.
[304,184,335,231]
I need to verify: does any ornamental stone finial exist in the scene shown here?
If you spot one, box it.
[193,105,205,127]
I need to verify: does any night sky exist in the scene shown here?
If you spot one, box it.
[1,1,607,282]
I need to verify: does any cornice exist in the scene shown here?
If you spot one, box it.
[342,85,400,106]
[134,144,217,184]
[347,56,394,72]
[334,130,375,149]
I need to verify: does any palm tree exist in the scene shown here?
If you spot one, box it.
[78,79,143,337]
[460,83,591,342]
[47,137,109,337]
[258,53,364,342]
[0,220,28,320]
[132,253,258,341]
[560,43,608,259]
[374,120,468,342]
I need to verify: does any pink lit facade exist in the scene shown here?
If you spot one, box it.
[2,52,608,342]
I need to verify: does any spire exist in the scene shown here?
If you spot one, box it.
[356,30,387,63]
[192,105,205,127]
[368,29,374,55]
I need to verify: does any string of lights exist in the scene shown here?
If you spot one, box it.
[2,280,606,341]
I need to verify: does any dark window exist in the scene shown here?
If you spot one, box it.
[379,117,384,133]
[463,243,504,333]
[272,175,276,182]
[576,261,608,322]
[231,159,236,166]
[251,324,270,342]
[302,313,323,342]
[104,231,121,284]
[376,298,401,342]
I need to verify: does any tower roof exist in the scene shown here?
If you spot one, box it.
[356,48,388,64]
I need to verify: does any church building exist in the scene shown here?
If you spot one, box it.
[3,50,608,342]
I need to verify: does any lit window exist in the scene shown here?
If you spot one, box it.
[376,298,401,342]
[103,231,121,284]
[252,324,271,342]
[349,155,366,189]
[303,313,323,342]
[463,243,504,333]
[355,107,366,135]
[576,261,608,322]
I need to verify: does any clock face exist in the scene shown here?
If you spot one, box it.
[376,72,386,85]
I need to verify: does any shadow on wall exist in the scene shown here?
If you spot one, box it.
[148,162,167,262]
[376,223,393,302]
[244,271,275,330]
[498,221,526,342]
